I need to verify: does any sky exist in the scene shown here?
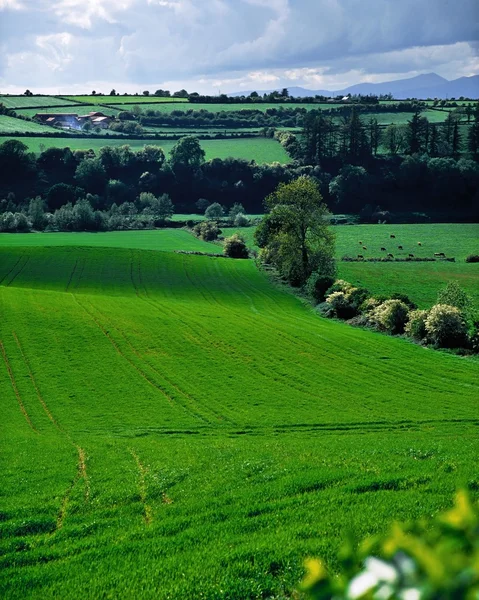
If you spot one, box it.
[0,0,478,95]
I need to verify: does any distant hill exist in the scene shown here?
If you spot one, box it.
[230,73,479,100]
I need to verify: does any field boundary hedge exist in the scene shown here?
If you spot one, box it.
[341,256,456,262]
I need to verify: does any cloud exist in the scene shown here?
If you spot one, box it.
[0,0,477,93]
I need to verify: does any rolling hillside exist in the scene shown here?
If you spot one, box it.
[1,235,478,598]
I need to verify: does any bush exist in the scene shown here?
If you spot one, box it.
[325,279,354,296]
[301,490,479,600]
[234,212,250,227]
[325,291,356,319]
[305,273,335,304]
[465,254,479,263]
[204,202,224,220]
[370,299,409,334]
[405,309,429,340]
[390,292,417,310]
[425,304,468,348]
[223,233,249,259]
[193,221,221,241]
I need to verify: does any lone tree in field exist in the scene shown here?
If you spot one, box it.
[255,176,335,286]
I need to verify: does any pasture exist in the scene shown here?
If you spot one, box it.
[5,136,291,163]
[64,96,189,105]
[1,231,478,599]
[14,105,120,118]
[0,96,83,110]
[222,223,479,308]
[0,115,64,134]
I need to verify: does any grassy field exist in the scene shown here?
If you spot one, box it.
[64,96,189,105]
[14,105,120,118]
[0,115,64,134]
[4,136,291,163]
[1,229,478,599]
[0,96,83,109]
[101,102,340,114]
[223,223,479,309]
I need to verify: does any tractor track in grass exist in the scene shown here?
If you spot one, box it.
[5,256,30,287]
[0,339,38,433]
[12,331,59,429]
[56,446,89,530]
[0,252,25,286]
[129,449,153,526]
[65,258,79,293]
[72,293,216,426]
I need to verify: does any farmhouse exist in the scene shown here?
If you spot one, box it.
[34,111,112,130]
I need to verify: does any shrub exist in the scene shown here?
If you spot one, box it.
[223,233,249,259]
[405,309,429,341]
[465,254,479,263]
[301,490,479,600]
[425,304,468,348]
[204,202,224,220]
[325,279,354,296]
[347,287,370,311]
[233,212,250,227]
[305,273,335,304]
[370,299,409,334]
[436,281,472,316]
[193,221,221,241]
[325,291,356,319]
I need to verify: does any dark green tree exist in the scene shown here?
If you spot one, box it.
[254,176,334,286]
[169,136,205,169]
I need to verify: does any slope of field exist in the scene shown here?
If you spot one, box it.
[4,136,291,163]
[0,96,83,109]
[0,115,63,134]
[1,237,478,599]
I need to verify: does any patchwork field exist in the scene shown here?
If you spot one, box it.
[4,136,291,163]
[0,229,478,599]
[0,115,64,134]
[14,105,120,118]
[64,96,189,105]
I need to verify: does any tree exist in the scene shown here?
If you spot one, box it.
[24,89,33,96]
[254,176,335,286]
[406,111,428,154]
[28,196,46,230]
[110,89,117,96]
[205,202,224,219]
[169,136,205,169]
[195,198,210,214]
[143,90,150,96]
[467,102,479,157]
[228,202,245,222]
[223,233,249,258]
[74,158,107,194]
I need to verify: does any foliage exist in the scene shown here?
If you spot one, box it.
[305,272,336,304]
[436,281,473,319]
[169,135,205,169]
[301,490,479,600]
[370,299,410,334]
[223,233,249,259]
[425,304,468,348]
[204,202,224,220]
[255,176,335,286]
[405,309,429,341]
[234,212,250,227]
[74,157,107,194]
[193,220,221,241]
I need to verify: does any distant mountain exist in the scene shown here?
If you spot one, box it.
[229,73,479,100]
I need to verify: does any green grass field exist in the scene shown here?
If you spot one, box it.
[0,115,64,134]
[64,96,189,105]
[4,136,291,163]
[14,105,120,118]
[222,223,479,309]
[1,228,478,599]
[0,96,83,109]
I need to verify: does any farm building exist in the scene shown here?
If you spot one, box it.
[34,111,112,130]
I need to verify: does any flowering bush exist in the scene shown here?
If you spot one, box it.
[370,299,409,334]
[301,490,479,600]
[405,309,429,341]
[425,304,468,348]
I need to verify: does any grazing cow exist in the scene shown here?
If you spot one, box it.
[390,234,396,238]
[434,252,446,258]
[362,246,367,250]
[408,253,414,258]
[380,247,386,251]
[359,241,363,244]
[417,242,422,246]
[398,245,403,250]
[357,255,364,259]
[387,253,394,258]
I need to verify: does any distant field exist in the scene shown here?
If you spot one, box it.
[14,105,120,118]
[5,136,291,163]
[0,96,83,109]
[223,223,479,309]
[64,96,189,105]
[103,102,337,114]
[0,115,61,134]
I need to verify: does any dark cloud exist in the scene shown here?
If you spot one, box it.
[0,0,477,91]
